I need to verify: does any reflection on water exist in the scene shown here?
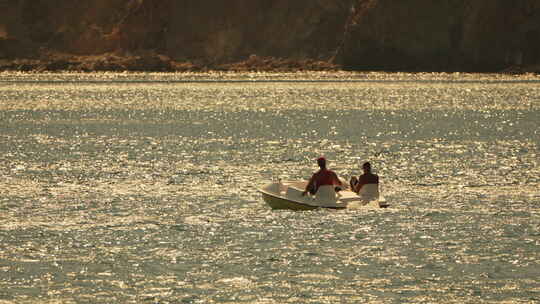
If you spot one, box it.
[0,72,539,303]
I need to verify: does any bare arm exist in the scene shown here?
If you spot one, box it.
[302,175,315,196]
[332,172,342,186]
[354,181,366,193]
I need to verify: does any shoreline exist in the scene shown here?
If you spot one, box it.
[1,53,539,75]
[2,70,540,84]
[0,53,340,73]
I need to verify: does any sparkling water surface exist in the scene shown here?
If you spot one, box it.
[0,72,539,303]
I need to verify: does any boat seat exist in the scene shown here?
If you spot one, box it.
[338,190,362,203]
[358,184,379,201]
[286,185,304,199]
[263,182,281,195]
[315,185,337,203]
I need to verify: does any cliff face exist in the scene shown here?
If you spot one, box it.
[1,0,539,72]
[340,0,540,71]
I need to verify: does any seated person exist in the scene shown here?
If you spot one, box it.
[302,157,342,196]
[350,162,379,198]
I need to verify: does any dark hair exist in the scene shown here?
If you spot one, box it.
[363,162,371,170]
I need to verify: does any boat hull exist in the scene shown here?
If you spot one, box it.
[258,181,387,210]
[261,191,345,211]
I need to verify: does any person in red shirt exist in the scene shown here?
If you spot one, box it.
[302,157,342,196]
[350,162,379,193]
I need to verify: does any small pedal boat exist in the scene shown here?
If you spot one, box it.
[258,180,388,210]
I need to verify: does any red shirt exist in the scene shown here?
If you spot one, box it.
[305,169,341,195]
[314,169,338,187]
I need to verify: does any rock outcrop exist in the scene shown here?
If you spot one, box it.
[339,0,540,72]
[1,0,539,72]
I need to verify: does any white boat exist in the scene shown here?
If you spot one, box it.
[258,180,388,210]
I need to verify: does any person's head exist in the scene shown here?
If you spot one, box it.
[362,162,371,173]
[317,157,327,169]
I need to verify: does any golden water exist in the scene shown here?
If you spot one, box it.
[0,72,539,303]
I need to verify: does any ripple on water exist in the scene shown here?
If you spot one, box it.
[0,72,539,303]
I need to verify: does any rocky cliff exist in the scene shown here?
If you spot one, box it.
[1,0,539,72]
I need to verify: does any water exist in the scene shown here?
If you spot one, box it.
[0,71,539,303]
